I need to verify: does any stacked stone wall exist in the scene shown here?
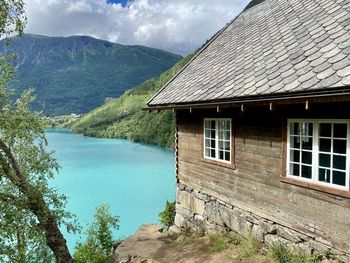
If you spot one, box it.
[175,183,350,262]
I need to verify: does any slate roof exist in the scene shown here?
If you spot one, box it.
[148,0,350,107]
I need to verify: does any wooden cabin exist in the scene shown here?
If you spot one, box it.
[147,0,350,260]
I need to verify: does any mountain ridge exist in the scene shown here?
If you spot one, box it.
[0,34,182,115]
[71,55,194,148]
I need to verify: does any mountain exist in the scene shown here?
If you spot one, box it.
[71,55,194,148]
[0,34,182,115]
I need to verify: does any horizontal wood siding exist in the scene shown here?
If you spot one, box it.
[176,103,350,253]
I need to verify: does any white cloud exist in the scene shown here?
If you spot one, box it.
[24,0,250,55]
[66,1,94,13]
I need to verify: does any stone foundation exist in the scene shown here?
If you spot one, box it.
[175,183,350,262]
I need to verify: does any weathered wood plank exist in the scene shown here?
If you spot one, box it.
[176,104,350,253]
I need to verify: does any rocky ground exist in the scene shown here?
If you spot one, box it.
[113,224,339,263]
[114,224,264,263]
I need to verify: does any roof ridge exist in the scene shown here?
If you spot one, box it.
[244,0,268,11]
[147,0,260,106]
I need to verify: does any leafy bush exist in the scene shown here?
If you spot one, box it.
[73,204,119,263]
[209,231,241,252]
[159,201,176,230]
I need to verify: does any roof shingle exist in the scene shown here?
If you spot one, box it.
[148,0,350,107]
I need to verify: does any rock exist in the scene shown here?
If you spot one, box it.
[168,225,181,237]
[174,213,186,227]
[276,225,303,243]
[192,190,210,202]
[114,224,169,263]
[252,224,264,243]
[308,239,332,254]
[194,214,204,222]
[206,200,225,226]
[177,190,205,216]
[113,240,124,250]
[178,184,186,191]
[258,220,276,235]
[176,204,194,220]
[117,255,130,263]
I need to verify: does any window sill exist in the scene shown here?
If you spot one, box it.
[201,157,236,169]
[281,177,350,199]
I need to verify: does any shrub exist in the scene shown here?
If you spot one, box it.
[159,201,176,230]
[268,243,320,263]
[239,233,261,258]
[73,204,119,263]
[209,231,241,252]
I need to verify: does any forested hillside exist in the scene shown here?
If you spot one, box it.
[0,34,181,115]
[71,55,193,148]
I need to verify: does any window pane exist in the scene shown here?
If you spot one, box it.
[290,150,300,162]
[319,139,331,152]
[319,168,331,183]
[333,139,346,154]
[225,151,230,161]
[302,151,312,164]
[334,123,347,138]
[205,139,210,147]
[219,150,224,160]
[211,120,215,128]
[319,123,331,137]
[211,149,215,157]
[333,155,346,170]
[225,141,230,151]
[204,120,210,129]
[218,140,224,150]
[218,131,223,140]
[290,163,300,176]
[333,171,346,186]
[211,129,215,138]
[205,129,210,138]
[319,153,330,167]
[290,122,299,135]
[205,148,210,157]
[225,131,230,140]
[301,122,313,136]
[301,137,313,150]
[290,136,300,149]
[301,165,312,179]
[218,120,223,131]
[211,139,215,148]
[224,121,230,130]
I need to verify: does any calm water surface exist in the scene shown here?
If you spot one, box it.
[45,128,175,252]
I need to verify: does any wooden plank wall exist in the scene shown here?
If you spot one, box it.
[176,102,350,252]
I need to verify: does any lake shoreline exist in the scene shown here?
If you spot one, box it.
[45,128,175,252]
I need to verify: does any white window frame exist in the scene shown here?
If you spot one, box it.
[286,119,350,191]
[203,118,232,164]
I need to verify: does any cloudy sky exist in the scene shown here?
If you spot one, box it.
[24,0,250,56]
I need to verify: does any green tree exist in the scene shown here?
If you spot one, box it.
[74,204,119,263]
[0,0,26,38]
[0,1,76,262]
[159,200,176,230]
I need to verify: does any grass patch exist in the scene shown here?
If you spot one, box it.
[267,243,321,263]
[209,231,241,252]
[239,233,261,258]
[171,224,202,246]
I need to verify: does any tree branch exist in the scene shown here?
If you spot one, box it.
[0,139,25,188]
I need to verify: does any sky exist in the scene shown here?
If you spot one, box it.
[24,0,250,56]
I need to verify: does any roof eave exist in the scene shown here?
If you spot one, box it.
[145,86,350,111]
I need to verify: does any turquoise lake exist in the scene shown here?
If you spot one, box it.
[45,128,175,253]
